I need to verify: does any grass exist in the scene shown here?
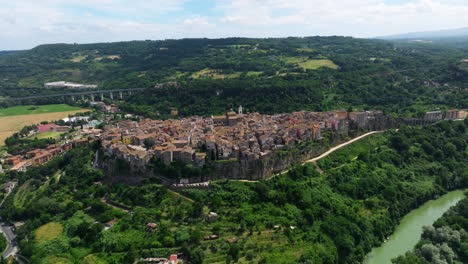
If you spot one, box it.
[94,55,121,61]
[13,180,35,209]
[281,56,339,70]
[83,254,108,264]
[45,256,73,264]
[17,76,38,88]
[298,59,339,70]
[28,131,65,140]
[0,104,84,117]
[35,222,64,244]
[246,71,263,77]
[70,55,88,62]
[50,68,83,79]
[296,48,316,52]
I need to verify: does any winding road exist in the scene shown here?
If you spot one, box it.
[227,130,385,183]
[304,130,383,163]
[0,216,18,259]
[0,191,20,260]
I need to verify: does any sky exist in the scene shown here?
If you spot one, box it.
[1,0,468,50]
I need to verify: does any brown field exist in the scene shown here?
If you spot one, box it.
[0,110,87,146]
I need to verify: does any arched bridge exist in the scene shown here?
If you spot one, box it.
[0,88,146,102]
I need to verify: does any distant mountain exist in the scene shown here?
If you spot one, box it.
[378,27,468,40]
[0,50,25,57]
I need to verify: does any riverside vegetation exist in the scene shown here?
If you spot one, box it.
[392,194,468,264]
[0,120,465,263]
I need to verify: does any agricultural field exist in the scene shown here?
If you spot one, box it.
[280,56,338,70]
[70,55,88,62]
[298,59,339,70]
[0,104,87,145]
[191,68,241,79]
[0,104,84,117]
[95,55,121,61]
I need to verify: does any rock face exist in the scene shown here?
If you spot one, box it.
[99,132,349,184]
[98,114,422,185]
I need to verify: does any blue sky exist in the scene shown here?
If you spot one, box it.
[1,0,468,50]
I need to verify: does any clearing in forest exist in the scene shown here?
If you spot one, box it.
[191,68,241,79]
[281,56,339,70]
[35,222,64,244]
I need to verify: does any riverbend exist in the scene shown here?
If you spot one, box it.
[364,190,466,264]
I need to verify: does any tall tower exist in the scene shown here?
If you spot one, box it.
[238,105,243,115]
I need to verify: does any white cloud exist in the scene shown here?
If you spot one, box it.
[0,0,468,49]
[216,0,468,37]
[184,17,211,25]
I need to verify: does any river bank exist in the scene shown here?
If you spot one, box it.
[364,189,467,264]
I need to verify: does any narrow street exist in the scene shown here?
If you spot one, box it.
[0,218,18,258]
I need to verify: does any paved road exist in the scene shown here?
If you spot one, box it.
[0,220,18,258]
[0,190,19,259]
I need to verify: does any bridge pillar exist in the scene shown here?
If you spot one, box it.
[91,94,95,102]
[110,92,114,100]
[119,91,123,100]
[71,95,75,101]
[100,93,104,101]
[81,95,85,101]
[129,91,132,96]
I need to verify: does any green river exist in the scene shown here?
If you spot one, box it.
[364,190,466,264]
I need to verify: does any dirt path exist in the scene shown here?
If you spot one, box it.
[304,131,383,163]
[226,130,385,183]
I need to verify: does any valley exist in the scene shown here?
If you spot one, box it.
[0,36,466,264]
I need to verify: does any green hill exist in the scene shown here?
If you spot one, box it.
[0,37,467,116]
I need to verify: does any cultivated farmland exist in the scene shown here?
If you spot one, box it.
[0,105,88,145]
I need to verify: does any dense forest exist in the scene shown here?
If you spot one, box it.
[0,37,467,117]
[393,194,468,264]
[0,120,466,263]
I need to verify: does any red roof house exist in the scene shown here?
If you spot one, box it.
[169,254,178,264]
[37,123,57,133]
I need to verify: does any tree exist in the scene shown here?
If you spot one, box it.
[228,243,240,262]
[143,138,155,150]
[390,135,410,152]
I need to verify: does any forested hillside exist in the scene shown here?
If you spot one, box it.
[0,120,466,263]
[0,37,467,117]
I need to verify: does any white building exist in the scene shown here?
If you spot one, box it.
[44,81,97,89]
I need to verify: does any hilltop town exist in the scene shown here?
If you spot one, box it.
[1,104,466,183]
[97,107,466,183]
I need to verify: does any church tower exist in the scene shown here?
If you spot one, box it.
[238,105,243,115]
